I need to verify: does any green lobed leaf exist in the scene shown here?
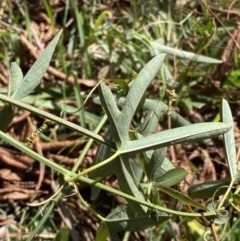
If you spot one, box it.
[155,184,208,211]
[221,99,237,177]
[188,177,231,199]
[119,54,166,140]
[154,168,187,186]
[123,54,166,117]
[11,30,63,100]
[151,41,222,63]
[146,148,167,181]
[8,62,23,97]
[121,122,232,154]
[99,55,166,143]
[98,83,122,141]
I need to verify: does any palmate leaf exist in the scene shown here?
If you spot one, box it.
[90,134,148,215]
[95,56,170,215]
[11,30,62,100]
[0,30,62,132]
[0,31,77,175]
[121,122,232,154]
[99,54,166,143]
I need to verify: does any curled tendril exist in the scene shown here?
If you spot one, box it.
[25,120,52,146]
[211,184,233,218]
[27,184,64,207]
[204,230,211,241]
[166,89,177,116]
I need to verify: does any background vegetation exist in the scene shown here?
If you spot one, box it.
[0,0,240,240]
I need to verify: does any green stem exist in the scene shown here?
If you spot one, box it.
[71,182,105,221]
[217,178,235,210]
[0,130,71,176]
[77,175,217,217]
[0,130,217,218]
[26,193,62,241]
[0,94,114,147]
[71,114,108,173]
[65,150,120,182]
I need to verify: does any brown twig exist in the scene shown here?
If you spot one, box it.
[211,222,219,241]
